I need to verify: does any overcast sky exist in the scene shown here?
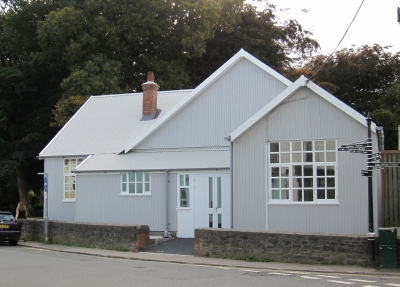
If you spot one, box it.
[248,0,400,54]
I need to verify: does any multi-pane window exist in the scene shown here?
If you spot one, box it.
[121,172,151,195]
[179,174,190,207]
[269,140,337,203]
[64,158,83,201]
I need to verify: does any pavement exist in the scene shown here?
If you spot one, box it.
[17,239,400,277]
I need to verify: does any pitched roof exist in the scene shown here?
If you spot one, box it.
[39,90,191,158]
[74,149,230,173]
[230,76,377,142]
[123,49,292,153]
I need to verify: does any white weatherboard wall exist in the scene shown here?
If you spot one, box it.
[233,87,380,235]
[75,172,177,232]
[136,58,289,150]
[44,158,76,221]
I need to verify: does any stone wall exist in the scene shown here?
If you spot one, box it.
[194,228,389,266]
[27,219,149,251]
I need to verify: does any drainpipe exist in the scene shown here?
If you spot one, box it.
[224,136,233,228]
[164,170,169,238]
[230,140,233,228]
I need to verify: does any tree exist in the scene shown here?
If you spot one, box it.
[188,3,320,83]
[0,0,63,210]
[36,0,243,126]
[372,83,400,149]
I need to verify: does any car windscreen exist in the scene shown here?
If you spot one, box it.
[0,213,15,221]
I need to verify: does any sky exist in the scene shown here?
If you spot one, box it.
[248,0,400,55]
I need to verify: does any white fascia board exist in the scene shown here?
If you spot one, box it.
[124,49,292,153]
[231,76,307,142]
[306,80,377,131]
[39,96,94,157]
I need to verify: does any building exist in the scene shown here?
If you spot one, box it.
[39,49,381,238]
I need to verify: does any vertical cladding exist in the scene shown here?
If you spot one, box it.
[76,172,168,231]
[136,59,289,150]
[233,87,380,235]
[168,173,178,231]
[45,158,76,221]
[234,121,267,230]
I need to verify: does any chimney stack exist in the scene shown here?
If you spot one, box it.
[141,71,159,117]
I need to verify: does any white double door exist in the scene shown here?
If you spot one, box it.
[176,173,230,238]
[194,174,230,230]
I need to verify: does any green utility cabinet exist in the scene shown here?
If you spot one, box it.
[379,228,397,268]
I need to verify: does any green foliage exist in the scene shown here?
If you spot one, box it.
[189,4,319,83]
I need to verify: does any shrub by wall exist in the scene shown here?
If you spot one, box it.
[27,219,149,251]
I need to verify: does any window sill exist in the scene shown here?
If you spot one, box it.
[176,207,192,210]
[62,200,76,203]
[119,194,151,197]
[268,201,340,206]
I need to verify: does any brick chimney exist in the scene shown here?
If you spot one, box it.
[141,71,160,117]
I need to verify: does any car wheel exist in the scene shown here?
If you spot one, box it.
[9,240,18,246]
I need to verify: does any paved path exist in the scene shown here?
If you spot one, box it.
[145,238,194,255]
[17,240,400,277]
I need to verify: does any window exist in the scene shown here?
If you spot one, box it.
[64,158,83,201]
[179,174,190,207]
[268,140,337,203]
[121,172,151,195]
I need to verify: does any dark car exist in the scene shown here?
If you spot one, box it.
[0,211,20,246]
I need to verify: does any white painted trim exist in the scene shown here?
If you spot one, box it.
[124,49,292,153]
[306,80,377,130]
[231,76,377,142]
[39,97,94,156]
[231,76,307,142]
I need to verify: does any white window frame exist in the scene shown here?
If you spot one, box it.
[268,139,338,204]
[120,172,151,195]
[63,158,83,202]
[178,174,190,208]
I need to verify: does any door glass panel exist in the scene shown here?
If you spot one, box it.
[217,177,222,208]
[209,214,213,228]
[180,175,184,186]
[218,214,222,228]
[180,188,189,207]
[209,177,213,208]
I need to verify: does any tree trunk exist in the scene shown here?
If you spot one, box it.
[16,164,29,212]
